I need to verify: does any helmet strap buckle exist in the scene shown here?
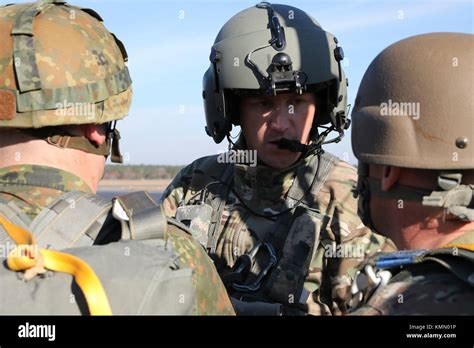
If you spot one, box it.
[47,134,71,149]
[108,121,123,164]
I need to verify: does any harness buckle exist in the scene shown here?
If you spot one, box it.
[225,242,277,293]
[349,264,392,310]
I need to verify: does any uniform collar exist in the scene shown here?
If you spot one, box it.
[0,164,93,194]
[233,153,315,212]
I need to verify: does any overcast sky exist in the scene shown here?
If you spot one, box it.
[5,0,473,165]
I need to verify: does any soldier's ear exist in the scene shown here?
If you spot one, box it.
[381,166,401,192]
[83,124,107,146]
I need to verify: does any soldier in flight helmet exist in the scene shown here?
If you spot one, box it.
[161,2,395,316]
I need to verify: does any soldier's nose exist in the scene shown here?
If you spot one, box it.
[268,108,290,132]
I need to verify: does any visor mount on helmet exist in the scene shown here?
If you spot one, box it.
[269,53,306,96]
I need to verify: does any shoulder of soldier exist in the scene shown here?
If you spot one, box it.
[160,154,231,216]
[0,165,86,219]
[320,155,358,195]
[352,265,474,315]
[0,164,92,194]
[176,154,230,191]
[386,283,474,315]
[315,154,394,246]
[350,246,474,315]
[165,221,235,315]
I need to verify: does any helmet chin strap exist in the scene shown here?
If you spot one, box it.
[18,121,124,164]
[422,173,474,222]
[357,167,474,224]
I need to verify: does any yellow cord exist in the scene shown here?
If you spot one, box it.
[0,215,112,315]
[443,243,474,252]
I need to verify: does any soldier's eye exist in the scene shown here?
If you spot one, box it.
[292,98,306,105]
[258,100,273,108]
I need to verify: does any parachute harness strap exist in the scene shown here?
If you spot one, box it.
[0,215,112,315]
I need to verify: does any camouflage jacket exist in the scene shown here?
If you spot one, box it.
[161,151,396,315]
[349,231,474,315]
[0,164,235,315]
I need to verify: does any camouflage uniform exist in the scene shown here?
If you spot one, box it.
[159,2,396,316]
[161,151,396,315]
[0,1,234,315]
[0,165,235,316]
[349,232,474,315]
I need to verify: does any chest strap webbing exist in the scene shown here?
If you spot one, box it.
[262,152,337,305]
[31,191,112,249]
[207,164,234,254]
[112,191,167,242]
[0,190,168,250]
[0,192,111,249]
[228,152,337,308]
[0,196,32,244]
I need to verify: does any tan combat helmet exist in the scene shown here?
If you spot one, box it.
[352,32,473,170]
[0,0,132,162]
[352,33,474,225]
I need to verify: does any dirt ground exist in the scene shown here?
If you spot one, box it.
[98,179,171,192]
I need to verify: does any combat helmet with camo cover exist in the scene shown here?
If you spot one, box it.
[0,0,132,162]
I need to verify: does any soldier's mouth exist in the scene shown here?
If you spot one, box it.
[268,140,288,151]
[269,138,308,153]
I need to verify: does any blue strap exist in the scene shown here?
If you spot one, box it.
[375,249,428,269]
